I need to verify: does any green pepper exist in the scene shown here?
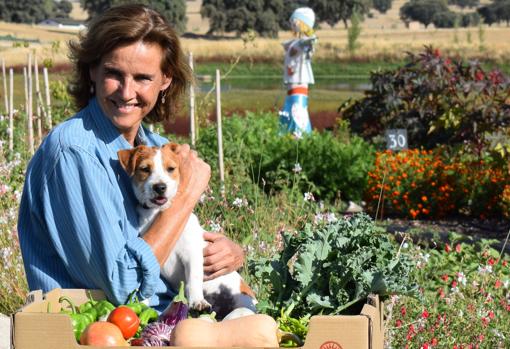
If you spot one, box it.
[78,290,98,313]
[139,307,158,327]
[94,299,116,319]
[124,289,148,315]
[59,296,94,342]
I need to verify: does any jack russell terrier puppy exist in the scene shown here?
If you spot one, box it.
[118,143,257,319]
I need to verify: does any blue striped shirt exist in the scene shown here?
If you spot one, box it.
[18,97,174,310]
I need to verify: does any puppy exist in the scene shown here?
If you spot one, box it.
[118,143,257,318]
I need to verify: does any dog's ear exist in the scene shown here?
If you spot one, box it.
[162,142,179,153]
[117,149,136,176]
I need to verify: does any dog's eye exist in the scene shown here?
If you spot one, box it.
[167,167,175,173]
[139,166,151,173]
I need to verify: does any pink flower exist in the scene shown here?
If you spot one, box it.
[495,279,502,289]
[401,306,407,317]
[422,309,429,319]
[455,244,462,253]
[445,244,452,253]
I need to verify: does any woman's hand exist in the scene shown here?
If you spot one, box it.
[203,232,244,281]
[175,144,210,205]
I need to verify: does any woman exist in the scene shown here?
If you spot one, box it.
[18,4,244,311]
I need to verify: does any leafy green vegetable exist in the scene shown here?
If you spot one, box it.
[249,213,417,319]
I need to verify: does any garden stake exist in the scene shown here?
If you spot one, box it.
[34,56,42,144]
[43,67,52,129]
[216,69,225,195]
[27,53,34,154]
[8,68,13,152]
[189,52,196,147]
[2,58,7,115]
[375,159,389,221]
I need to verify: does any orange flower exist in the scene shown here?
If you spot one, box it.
[422,196,428,202]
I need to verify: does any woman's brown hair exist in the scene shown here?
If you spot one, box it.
[68,4,192,123]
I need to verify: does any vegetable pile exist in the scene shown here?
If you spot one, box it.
[250,213,416,319]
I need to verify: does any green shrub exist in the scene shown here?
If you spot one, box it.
[340,46,510,156]
[194,111,375,203]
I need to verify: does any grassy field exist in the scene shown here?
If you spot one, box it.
[0,20,509,67]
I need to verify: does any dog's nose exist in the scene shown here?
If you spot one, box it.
[153,183,167,195]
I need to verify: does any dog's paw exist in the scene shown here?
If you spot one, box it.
[189,298,212,311]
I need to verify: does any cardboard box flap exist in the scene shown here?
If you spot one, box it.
[360,294,383,349]
[304,315,370,349]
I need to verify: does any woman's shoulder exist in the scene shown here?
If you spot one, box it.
[44,109,96,151]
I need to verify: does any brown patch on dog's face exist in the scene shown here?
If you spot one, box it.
[118,145,157,180]
[160,143,180,182]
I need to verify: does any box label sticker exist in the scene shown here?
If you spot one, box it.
[320,341,343,349]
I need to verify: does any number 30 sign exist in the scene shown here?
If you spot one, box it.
[385,129,408,150]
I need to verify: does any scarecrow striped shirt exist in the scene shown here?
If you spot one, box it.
[18,97,174,311]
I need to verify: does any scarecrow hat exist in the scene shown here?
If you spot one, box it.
[290,7,315,29]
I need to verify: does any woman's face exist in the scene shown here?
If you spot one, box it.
[90,41,171,143]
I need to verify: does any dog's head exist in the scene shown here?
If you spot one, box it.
[118,143,180,209]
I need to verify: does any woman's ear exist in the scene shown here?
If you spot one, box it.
[89,66,97,83]
[161,76,172,91]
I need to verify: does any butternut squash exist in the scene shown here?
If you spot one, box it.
[169,314,280,347]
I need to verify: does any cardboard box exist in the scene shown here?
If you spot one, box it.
[12,288,384,349]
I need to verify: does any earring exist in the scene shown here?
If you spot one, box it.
[90,84,95,94]
[161,91,166,104]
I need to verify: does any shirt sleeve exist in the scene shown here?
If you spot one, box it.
[42,144,160,305]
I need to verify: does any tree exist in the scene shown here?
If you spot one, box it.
[373,0,393,14]
[493,0,510,26]
[477,4,498,26]
[309,0,372,28]
[432,11,458,28]
[56,0,73,18]
[447,0,479,9]
[400,0,449,28]
[0,0,57,23]
[80,0,187,33]
[201,0,284,37]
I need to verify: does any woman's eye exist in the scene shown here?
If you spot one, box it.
[167,167,175,173]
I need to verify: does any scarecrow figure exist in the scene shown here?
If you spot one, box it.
[279,7,317,137]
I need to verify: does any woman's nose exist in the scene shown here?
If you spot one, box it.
[119,78,137,100]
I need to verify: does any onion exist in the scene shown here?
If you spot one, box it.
[140,321,173,345]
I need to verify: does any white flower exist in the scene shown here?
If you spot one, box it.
[0,184,10,195]
[209,222,222,233]
[313,213,323,225]
[303,192,315,202]
[292,163,302,173]
[325,212,337,223]
[478,265,493,274]
[232,197,247,207]
[457,272,467,286]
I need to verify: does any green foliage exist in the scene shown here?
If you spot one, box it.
[372,0,393,14]
[201,0,283,37]
[347,11,362,54]
[448,0,479,8]
[80,0,187,33]
[400,0,449,28]
[340,46,510,155]
[432,11,458,28]
[249,213,416,318]
[194,111,375,203]
[387,235,510,347]
[310,0,372,29]
[478,0,510,26]
[0,0,66,23]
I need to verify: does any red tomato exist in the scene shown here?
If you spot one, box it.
[107,306,140,339]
